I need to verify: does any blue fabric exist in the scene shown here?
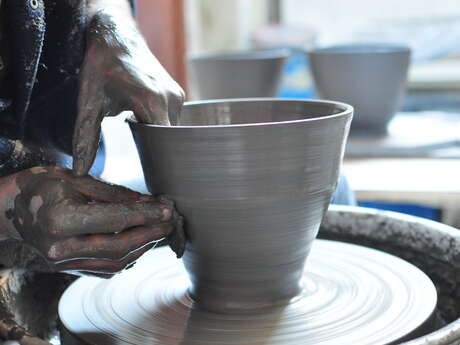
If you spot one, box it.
[330,175,441,221]
[359,201,441,221]
[331,174,357,206]
[278,53,316,99]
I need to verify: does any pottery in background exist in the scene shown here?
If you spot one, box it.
[187,50,289,99]
[309,44,411,135]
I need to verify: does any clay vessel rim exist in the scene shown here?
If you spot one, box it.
[309,43,411,55]
[127,98,353,130]
[187,48,291,61]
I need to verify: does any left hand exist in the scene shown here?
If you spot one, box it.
[0,166,185,276]
[73,12,185,176]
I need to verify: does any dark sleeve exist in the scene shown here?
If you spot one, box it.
[24,0,136,155]
[21,0,87,155]
[26,77,80,155]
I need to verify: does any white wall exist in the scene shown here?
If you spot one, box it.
[185,0,460,59]
[185,0,269,53]
[283,0,460,44]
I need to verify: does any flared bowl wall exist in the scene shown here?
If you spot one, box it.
[129,99,352,313]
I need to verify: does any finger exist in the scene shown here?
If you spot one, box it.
[54,242,156,274]
[156,195,186,258]
[51,200,173,237]
[70,174,150,202]
[73,65,108,176]
[46,224,172,262]
[46,166,151,202]
[167,90,184,126]
[132,89,170,125]
[167,212,186,258]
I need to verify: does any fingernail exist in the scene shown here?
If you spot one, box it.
[169,230,186,258]
[169,215,186,258]
[162,206,172,221]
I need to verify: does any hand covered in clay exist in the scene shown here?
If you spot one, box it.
[0,166,185,277]
[73,11,185,176]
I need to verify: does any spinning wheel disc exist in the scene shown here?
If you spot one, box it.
[59,240,437,345]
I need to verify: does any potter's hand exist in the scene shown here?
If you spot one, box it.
[73,11,185,176]
[0,167,185,277]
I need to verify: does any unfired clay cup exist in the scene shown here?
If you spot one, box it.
[309,44,410,135]
[187,49,289,99]
[129,99,352,314]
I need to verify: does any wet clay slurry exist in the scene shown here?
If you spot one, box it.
[129,99,353,313]
[59,240,437,345]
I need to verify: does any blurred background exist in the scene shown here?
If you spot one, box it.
[185,0,460,106]
[104,0,460,228]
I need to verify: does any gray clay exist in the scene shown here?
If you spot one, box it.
[129,98,352,313]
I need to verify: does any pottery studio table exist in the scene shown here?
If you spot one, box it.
[344,111,460,228]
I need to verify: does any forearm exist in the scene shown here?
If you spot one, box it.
[84,0,149,57]
[86,0,134,22]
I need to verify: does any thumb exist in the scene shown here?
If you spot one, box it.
[73,72,107,176]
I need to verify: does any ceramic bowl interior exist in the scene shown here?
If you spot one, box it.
[310,43,411,55]
[154,98,350,127]
[188,49,290,62]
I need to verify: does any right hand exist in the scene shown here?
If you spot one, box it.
[0,166,185,277]
[73,12,185,176]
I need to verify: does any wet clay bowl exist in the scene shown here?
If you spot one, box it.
[309,44,410,135]
[187,49,289,99]
[128,99,353,314]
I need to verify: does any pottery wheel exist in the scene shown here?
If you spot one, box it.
[59,240,437,345]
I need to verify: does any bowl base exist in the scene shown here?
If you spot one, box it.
[59,240,436,345]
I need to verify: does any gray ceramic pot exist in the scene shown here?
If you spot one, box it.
[309,44,411,135]
[187,50,289,99]
[129,99,352,314]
